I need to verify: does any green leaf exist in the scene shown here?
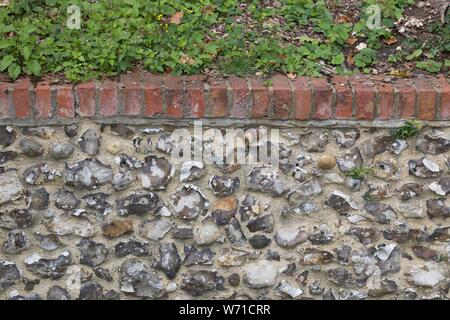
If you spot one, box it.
[8,63,21,80]
[405,49,422,61]
[416,60,442,73]
[22,46,31,61]
[0,39,12,49]
[445,59,450,67]
[27,60,41,76]
[331,53,344,65]
[0,55,14,72]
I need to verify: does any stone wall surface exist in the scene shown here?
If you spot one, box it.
[0,120,449,300]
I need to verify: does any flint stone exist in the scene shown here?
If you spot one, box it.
[50,142,75,159]
[428,177,450,196]
[24,251,71,279]
[78,129,100,156]
[246,214,274,233]
[26,188,49,210]
[55,189,81,210]
[0,208,32,229]
[183,246,215,266]
[364,202,397,224]
[77,239,108,267]
[120,258,166,299]
[2,230,29,254]
[116,191,160,216]
[114,240,150,257]
[208,175,240,196]
[34,232,63,251]
[247,166,286,196]
[244,260,278,289]
[141,218,172,241]
[139,155,174,190]
[416,129,450,155]
[47,285,71,300]
[274,226,307,248]
[180,161,205,182]
[0,261,21,292]
[180,270,225,297]
[156,243,181,279]
[408,158,441,178]
[0,126,16,147]
[64,159,113,189]
[0,170,23,205]
[171,185,209,220]
[19,139,44,157]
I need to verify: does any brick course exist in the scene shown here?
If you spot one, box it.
[1,73,449,121]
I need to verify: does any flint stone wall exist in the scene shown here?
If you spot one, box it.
[0,120,449,300]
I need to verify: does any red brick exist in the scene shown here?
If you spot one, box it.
[353,84,375,120]
[376,82,394,120]
[76,82,96,117]
[396,80,416,118]
[250,79,270,118]
[165,75,184,118]
[331,76,352,119]
[229,76,249,118]
[0,82,10,119]
[293,77,312,120]
[56,85,75,118]
[415,80,436,120]
[207,79,228,117]
[433,76,450,119]
[185,76,206,118]
[34,82,52,119]
[99,80,118,117]
[121,72,141,115]
[13,78,32,118]
[143,73,163,117]
[271,74,291,119]
[311,78,332,119]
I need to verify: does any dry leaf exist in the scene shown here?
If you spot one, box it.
[202,5,215,14]
[286,73,297,80]
[347,54,355,66]
[0,0,10,6]
[180,54,195,65]
[383,36,398,45]
[346,36,357,46]
[170,12,184,25]
[335,15,350,24]
[389,69,410,78]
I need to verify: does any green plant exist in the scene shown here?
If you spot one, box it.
[390,120,421,139]
[345,167,374,179]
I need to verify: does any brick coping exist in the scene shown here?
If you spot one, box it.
[0,73,449,123]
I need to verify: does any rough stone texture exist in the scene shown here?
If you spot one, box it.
[0,121,450,300]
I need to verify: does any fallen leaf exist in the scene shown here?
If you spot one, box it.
[202,5,215,14]
[180,54,195,65]
[286,73,297,80]
[170,11,184,25]
[335,15,350,24]
[346,36,357,46]
[383,36,398,45]
[347,54,355,66]
[390,69,411,78]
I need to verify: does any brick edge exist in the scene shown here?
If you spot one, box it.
[1,73,449,121]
